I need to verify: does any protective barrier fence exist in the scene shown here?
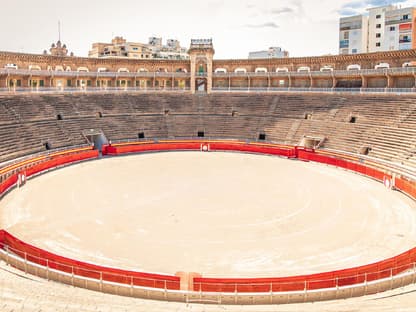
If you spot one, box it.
[0,140,415,304]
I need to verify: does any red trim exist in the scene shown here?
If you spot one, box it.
[1,141,415,293]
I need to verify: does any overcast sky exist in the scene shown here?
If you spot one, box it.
[0,0,415,59]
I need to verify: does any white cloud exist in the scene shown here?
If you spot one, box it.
[0,0,416,59]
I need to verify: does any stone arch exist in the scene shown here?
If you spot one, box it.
[77,67,89,72]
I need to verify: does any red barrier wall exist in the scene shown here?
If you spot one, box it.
[1,141,416,294]
[0,148,99,197]
[0,174,18,195]
[0,230,180,290]
[395,177,416,199]
[102,141,295,158]
[0,147,179,290]
[23,150,99,178]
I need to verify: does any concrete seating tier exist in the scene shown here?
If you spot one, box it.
[0,93,415,165]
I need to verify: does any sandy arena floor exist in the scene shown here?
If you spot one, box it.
[1,151,416,278]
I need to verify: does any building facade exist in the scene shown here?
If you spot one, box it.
[383,7,416,51]
[339,5,416,54]
[2,40,416,94]
[339,15,368,54]
[89,36,188,60]
[248,47,289,59]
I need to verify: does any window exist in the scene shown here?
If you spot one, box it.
[352,48,358,54]
[403,14,409,20]
[258,133,266,140]
[376,42,381,47]
[198,131,205,137]
[339,40,349,48]
[400,35,411,43]
[376,14,381,19]
[343,32,349,40]
[67,79,72,87]
[376,33,381,38]
[138,132,145,139]
[390,26,395,31]
[376,24,381,28]
[279,79,285,86]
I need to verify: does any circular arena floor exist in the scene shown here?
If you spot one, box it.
[1,152,416,278]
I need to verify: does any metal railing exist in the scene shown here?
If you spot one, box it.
[0,87,191,94]
[4,86,412,94]
[211,87,416,94]
[0,242,415,305]
[1,67,416,80]
[0,142,416,304]
[0,68,191,78]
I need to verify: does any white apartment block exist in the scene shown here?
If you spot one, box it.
[339,5,416,54]
[339,15,368,54]
[383,7,415,51]
[367,5,395,52]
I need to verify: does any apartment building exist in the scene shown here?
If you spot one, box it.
[383,6,416,51]
[89,37,153,59]
[339,15,368,54]
[89,36,188,60]
[339,5,416,54]
[248,47,289,59]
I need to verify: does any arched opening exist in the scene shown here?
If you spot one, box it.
[196,78,207,92]
[215,68,227,74]
[77,67,89,73]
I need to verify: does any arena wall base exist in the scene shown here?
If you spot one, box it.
[1,140,416,305]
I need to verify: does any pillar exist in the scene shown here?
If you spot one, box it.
[175,272,202,291]
[361,75,368,88]
[387,75,394,88]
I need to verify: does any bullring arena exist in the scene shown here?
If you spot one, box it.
[0,41,416,311]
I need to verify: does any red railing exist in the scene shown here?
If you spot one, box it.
[0,231,180,290]
[0,140,415,296]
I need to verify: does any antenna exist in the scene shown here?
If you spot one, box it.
[58,21,61,41]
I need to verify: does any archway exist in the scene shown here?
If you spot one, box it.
[196,78,207,92]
